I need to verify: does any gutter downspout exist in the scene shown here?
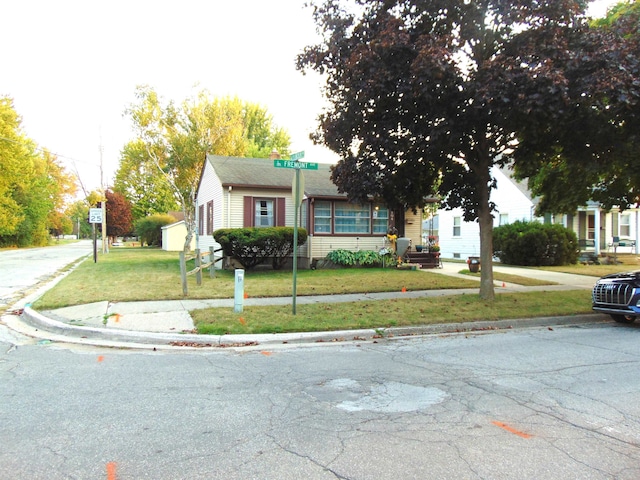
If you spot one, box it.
[227,186,232,228]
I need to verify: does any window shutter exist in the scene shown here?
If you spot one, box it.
[276,197,286,226]
[243,196,253,227]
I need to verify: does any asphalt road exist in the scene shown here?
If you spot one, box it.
[0,240,93,309]
[1,321,639,479]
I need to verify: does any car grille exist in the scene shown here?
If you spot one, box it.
[592,282,635,306]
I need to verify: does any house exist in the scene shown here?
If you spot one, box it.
[437,166,543,260]
[195,154,423,268]
[437,166,640,260]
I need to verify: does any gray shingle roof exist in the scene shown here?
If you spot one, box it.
[206,155,344,198]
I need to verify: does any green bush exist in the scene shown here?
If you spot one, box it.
[326,249,383,267]
[213,227,308,270]
[134,214,176,247]
[493,220,578,266]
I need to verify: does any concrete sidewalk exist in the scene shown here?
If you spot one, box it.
[3,261,608,350]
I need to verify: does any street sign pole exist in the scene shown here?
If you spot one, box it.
[293,166,299,315]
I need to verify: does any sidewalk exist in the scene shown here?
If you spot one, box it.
[3,262,607,350]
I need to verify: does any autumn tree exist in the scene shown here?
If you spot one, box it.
[122,86,291,253]
[0,97,76,247]
[102,189,133,243]
[298,0,638,300]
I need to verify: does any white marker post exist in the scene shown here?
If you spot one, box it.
[234,269,245,313]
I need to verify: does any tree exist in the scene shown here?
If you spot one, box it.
[298,0,637,300]
[123,86,291,253]
[65,200,92,239]
[103,189,133,243]
[0,97,77,247]
[514,0,640,214]
[113,139,179,222]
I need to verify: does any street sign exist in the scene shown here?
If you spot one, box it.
[273,159,319,170]
[290,151,305,161]
[89,208,103,224]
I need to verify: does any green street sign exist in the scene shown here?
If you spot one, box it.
[273,159,319,170]
[290,151,305,161]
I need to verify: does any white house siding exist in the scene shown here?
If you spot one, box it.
[438,168,539,260]
[195,161,225,259]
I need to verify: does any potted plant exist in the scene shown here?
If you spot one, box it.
[415,245,423,252]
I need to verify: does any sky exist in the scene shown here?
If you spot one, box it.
[1,0,621,195]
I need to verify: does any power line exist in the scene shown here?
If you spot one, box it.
[0,135,100,166]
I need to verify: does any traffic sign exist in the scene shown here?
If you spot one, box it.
[89,208,103,224]
[273,159,319,170]
[290,151,305,161]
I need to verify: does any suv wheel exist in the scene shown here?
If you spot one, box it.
[611,314,636,324]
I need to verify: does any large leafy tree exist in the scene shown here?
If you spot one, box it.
[0,97,76,247]
[298,0,637,299]
[515,0,640,213]
[122,86,291,253]
[113,139,179,222]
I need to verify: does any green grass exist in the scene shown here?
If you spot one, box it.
[31,247,599,335]
[192,290,593,335]
[460,270,556,286]
[32,247,479,309]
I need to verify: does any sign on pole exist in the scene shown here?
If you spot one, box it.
[290,151,305,161]
[89,208,103,224]
[273,159,319,170]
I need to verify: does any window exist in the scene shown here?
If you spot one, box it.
[335,203,370,233]
[255,199,274,227]
[243,196,285,227]
[620,213,630,237]
[314,201,332,233]
[206,201,214,235]
[313,201,389,235]
[198,204,204,236]
[372,206,389,233]
[453,217,461,237]
[499,213,509,226]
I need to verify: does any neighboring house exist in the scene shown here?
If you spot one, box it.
[438,166,542,260]
[438,166,640,260]
[161,219,196,252]
[195,155,423,268]
[569,203,640,255]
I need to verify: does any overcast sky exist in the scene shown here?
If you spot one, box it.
[1,0,620,194]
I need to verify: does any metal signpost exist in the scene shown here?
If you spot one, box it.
[273,152,318,314]
[89,208,103,263]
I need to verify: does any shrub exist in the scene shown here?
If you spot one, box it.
[213,227,308,270]
[493,220,578,266]
[134,214,176,247]
[326,249,383,267]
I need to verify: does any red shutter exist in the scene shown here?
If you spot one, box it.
[276,197,286,226]
[243,196,253,227]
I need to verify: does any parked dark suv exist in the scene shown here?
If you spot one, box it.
[592,271,640,323]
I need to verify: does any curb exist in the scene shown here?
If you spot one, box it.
[13,305,612,351]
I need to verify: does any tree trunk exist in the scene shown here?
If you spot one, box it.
[476,155,495,301]
[478,202,495,301]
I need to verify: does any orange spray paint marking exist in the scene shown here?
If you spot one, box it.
[261,351,273,356]
[492,421,532,439]
[106,461,117,480]
[401,287,407,293]
[97,355,105,363]
[115,314,121,323]
[244,292,248,299]
[239,317,247,325]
